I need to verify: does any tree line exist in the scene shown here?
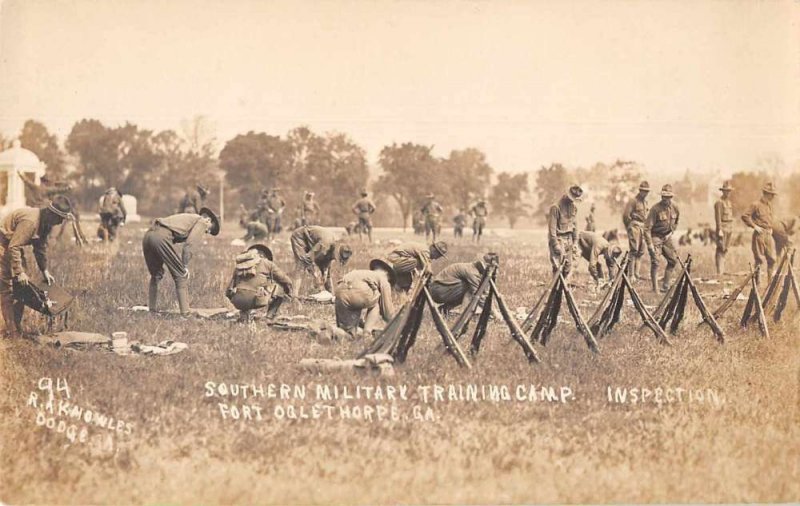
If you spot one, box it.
[2,118,798,226]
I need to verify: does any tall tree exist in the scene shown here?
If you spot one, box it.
[441,148,493,210]
[219,132,293,209]
[18,120,66,179]
[605,159,644,214]
[534,163,570,224]
[374,143,441,230]
[490,172,530,228]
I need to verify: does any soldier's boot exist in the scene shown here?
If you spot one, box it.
[634,257,643,282]
[1,297,19,337]
[661,267,674,293]
[650,264,659,292]
[265,298,284,319]
[175,277,190,315]
[148,277,159,312]
[715,252,724,277]
[12,302,25,334]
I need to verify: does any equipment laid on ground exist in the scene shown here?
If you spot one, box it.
[520,261,599,353]
[12,280,75,332]
[587,254,671,345]
[448,259,540,363]
[651,255,725,343]
[359,270,472,368]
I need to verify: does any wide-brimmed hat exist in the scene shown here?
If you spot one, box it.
[610,245,623,257]
[473,252,499,273]
[337,244,353,264]
[660,184,674,197]
[199,207,220,236]
[639,181,651,192]
[762,182,777,195]
[48,195,73,219]
[719,181,734,192]
[568,185,584,201]
[360,188,368,197]
[246,243,273,261]
[369,258,397,286]
[426,193,435,199]
[430,241,448,258]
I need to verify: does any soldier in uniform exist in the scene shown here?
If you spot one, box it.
[430,253,496,316]
[453,209,467,238]
[334,258,397,339]
[290,225,353,294]
[386,241,448,291]
[178,184,209,214]
[351,189,376,243]
[240,220,270,242]
[265,188,286,235]
[469,199,489,244]
[421,193,444,243]
[741,182,778,285]
[585,203,596,232]
[713,181,735,276]
[577,231,622,287]
[98,187,127,242]
[225,244,294,322]
[644,184,680,292]
[622,181,651,281]
[142,207,220,314]
[548,185,583,276]
[300,191,320,226]
[0,195,74,337]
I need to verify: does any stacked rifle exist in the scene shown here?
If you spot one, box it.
[520,261,599,353]
[736,248,800,337]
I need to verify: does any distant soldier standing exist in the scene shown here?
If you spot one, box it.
[741,182,778,285]
[470,199,489,243]
[0,196,74,337]
[265,188,286,235]
[644,184,680,292]
[548,185,583,276]
[577,231,622,287]
[713,181,735,276]
[142,207,220,314]
[386,241,448,291]
[351,189,376,243]
[453,209,467,238]
[290,225,353,294]
[301,191,320,226]
[421,193,444,243]
[98,187,127,242]
[585,203,597,232]
[178,183,209,214]
[622,181,651,281]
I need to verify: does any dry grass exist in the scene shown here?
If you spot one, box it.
[1,222,798,505]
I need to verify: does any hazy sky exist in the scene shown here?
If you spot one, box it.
[0,0,798,175]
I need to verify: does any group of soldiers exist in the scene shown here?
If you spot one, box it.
[414,194,490,243]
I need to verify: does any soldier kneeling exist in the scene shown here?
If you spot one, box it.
[226,244,293,322]
[333,258,396,340]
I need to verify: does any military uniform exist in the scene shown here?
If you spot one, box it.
[470,202,488,242]
[577,231,618,283]
[98,188,127,242]
[713,182,735,276]
[421,198,443,241]
[226,250,293,320]
[142,213,211,313]
[386,242,433,291]
[241,221,270,242]
[453,212,467,238]
[622,187,650,280]
[301,195,320,226]
[645,189,680,292]
[352,196,376,240]
[334,269,395,337]
[429,260,486,314]
[585,207,596,232]
[742,186,778,282]
[547,190,581,275]
[0,208,50,335]
[266,192,286,233]
[178,188,206,214]
[290,226,341,292]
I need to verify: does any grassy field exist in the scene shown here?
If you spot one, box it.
[1,221,798,505]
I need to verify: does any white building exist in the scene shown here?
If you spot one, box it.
[0,140,46,216]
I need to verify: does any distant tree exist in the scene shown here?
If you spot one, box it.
[18,120,66,179]
[374,143,442,230]
[605,159,644,214]
[440,148,493,210]
[534,163,570,224]
[729,171,769,216]
[490,172,530,228]
[219,132,293,209]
